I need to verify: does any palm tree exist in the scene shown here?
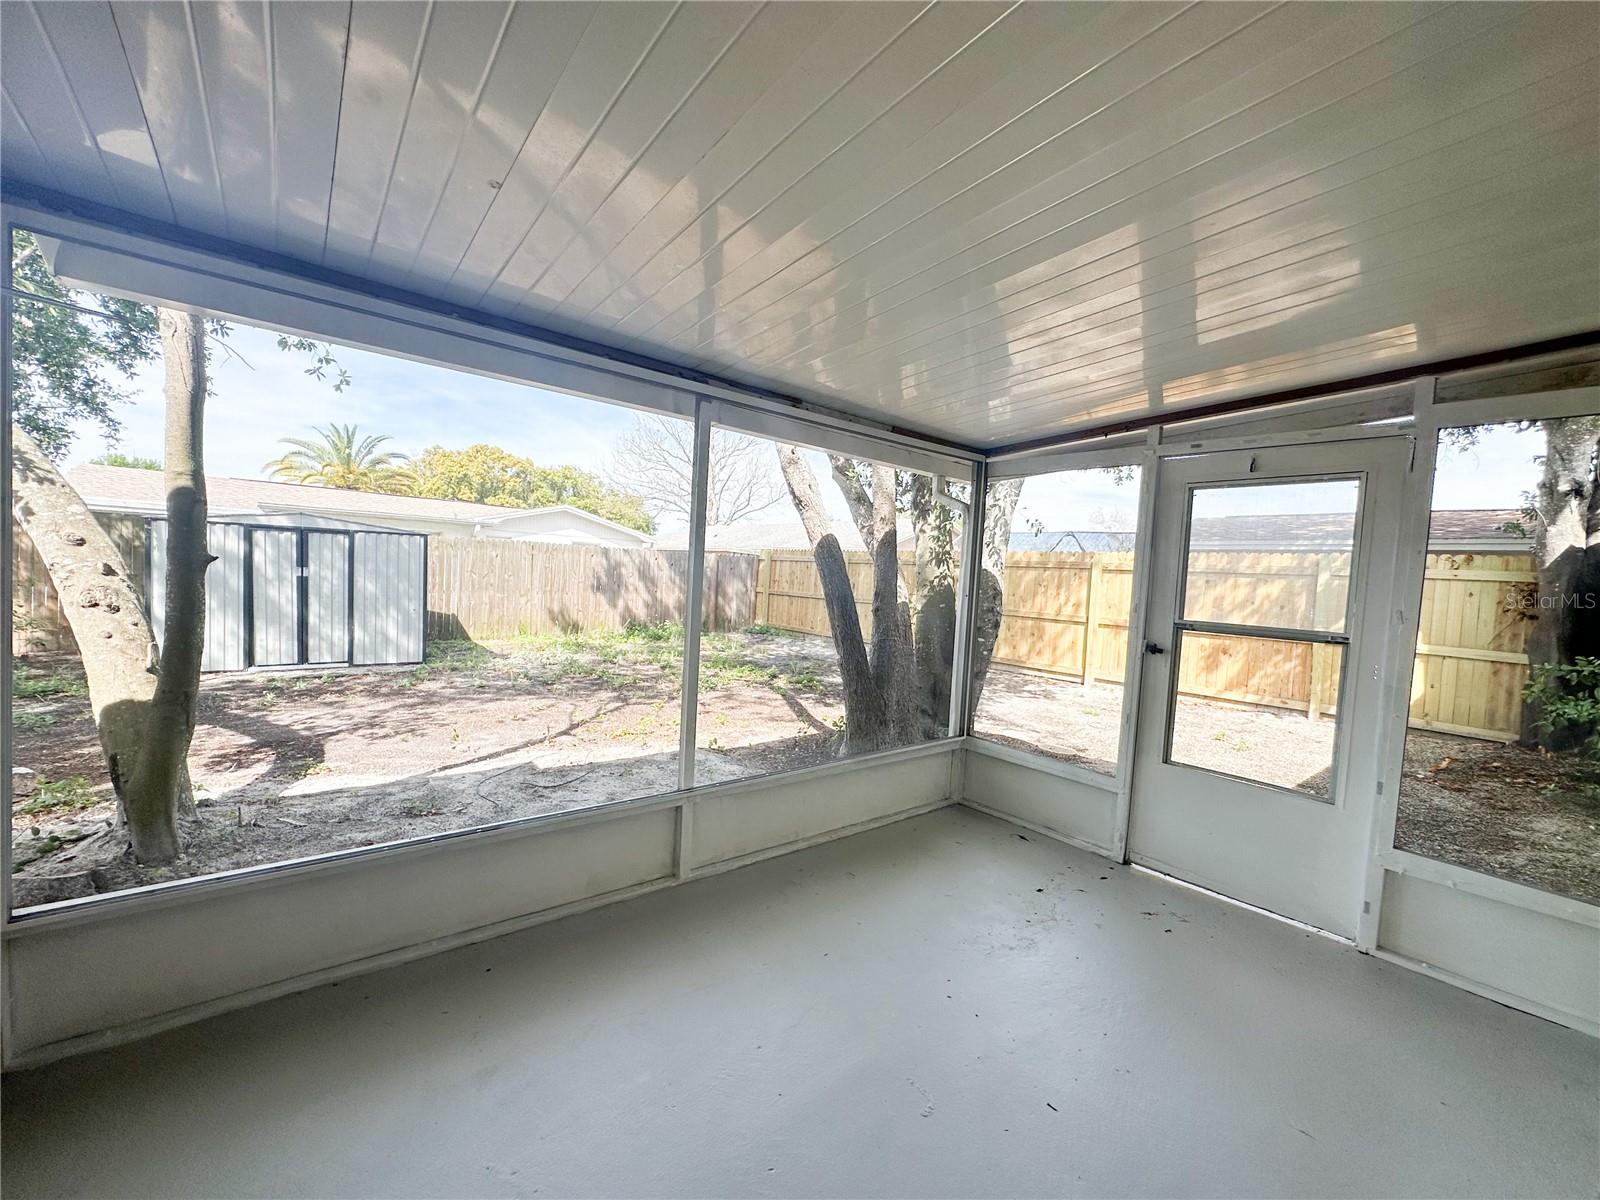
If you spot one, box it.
[264,423,415,494]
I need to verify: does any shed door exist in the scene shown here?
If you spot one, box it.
[305,532,350,665]
[352,532,425,665]
[250,529,300,667]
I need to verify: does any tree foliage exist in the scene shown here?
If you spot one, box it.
[264,423,416,493]
[10,228,355,462]
[413,443,653,533]
[9,231,161,457]
[91,452,162,470]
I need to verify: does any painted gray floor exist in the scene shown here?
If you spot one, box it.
[3,806,1596,1199]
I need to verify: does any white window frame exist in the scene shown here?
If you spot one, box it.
[966,437,1160,859]
[1358,378,1600,944]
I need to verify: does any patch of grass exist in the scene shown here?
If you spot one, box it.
[623,620,680,642]
[424,627,827,701]
[17,776,98,817]
[422,641,491,671]
[12,665,88,699]
[785,671,823,693]
[703,659,780,688]
[742,623,782,636]
[13,711,57,731]
[401,801,443,818]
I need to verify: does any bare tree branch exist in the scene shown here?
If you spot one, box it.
[611,414,785,526]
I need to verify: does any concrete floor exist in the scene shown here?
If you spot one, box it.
[3,807,1596,1199]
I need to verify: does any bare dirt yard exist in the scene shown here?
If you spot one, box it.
[1394,730,1600,905]
[9,626,851,908]
[13,645,1597,909]
[974,667,1600,905]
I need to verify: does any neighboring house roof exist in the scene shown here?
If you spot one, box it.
[656,517,917,553]
[179,510,414,535]
[1013,510,1529,553]
[670,509,1530,556]
[64,464,653,545]
[1010,530,1135,553]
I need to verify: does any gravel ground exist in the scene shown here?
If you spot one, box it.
[974,665,1598,903]
[1394,731,1600,905]
[975,670,1336,794]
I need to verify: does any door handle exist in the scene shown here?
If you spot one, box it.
[1145,641,1166,655]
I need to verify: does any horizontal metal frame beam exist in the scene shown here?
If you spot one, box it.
[1172,619,1350,647]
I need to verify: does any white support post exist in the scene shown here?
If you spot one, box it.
[1356,376,1437,950]
[676,398,714,875]
[2,232,14,928]
[947,458,987,742]
[1109,432,1162,862]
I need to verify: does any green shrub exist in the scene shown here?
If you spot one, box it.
[1524,657,1600,756]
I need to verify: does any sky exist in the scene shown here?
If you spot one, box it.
[65,320,1547,536]
[998,420,1546,534]
[1431,422,1544,510]
[63,321,859,535]
[67,324,642,481]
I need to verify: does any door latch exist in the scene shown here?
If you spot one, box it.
[1144,641,1166,655]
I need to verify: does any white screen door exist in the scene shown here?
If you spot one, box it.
[1128,438,1407,936]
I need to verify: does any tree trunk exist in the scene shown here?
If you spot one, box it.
[967,479,1023,715]
[777,447,1008,756]
[778,446,899,755]
[122,310,210,853]
[11,425,162,796]
[1521,415,1600,749]
[11,309,211,863]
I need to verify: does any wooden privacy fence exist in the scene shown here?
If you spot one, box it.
[15,519,1538,742]
[751,547,1539,742]
[15,525,757,651]
[425,538,757,641]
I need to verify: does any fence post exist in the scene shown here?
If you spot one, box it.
[1307,553,1337,720]
[758,549,772,625]
[1084,556,1105,684]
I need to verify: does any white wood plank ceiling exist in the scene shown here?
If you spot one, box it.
[3,1,1597,447]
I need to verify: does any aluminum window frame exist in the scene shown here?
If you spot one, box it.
[965,444,1158,796]
[1152,469,1368,807]
[1358,379,1600,945]
[3,192,1595,951]
[687,405,979,791]
[0,203,978,927]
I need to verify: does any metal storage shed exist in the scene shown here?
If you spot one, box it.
[146,513,425,673]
